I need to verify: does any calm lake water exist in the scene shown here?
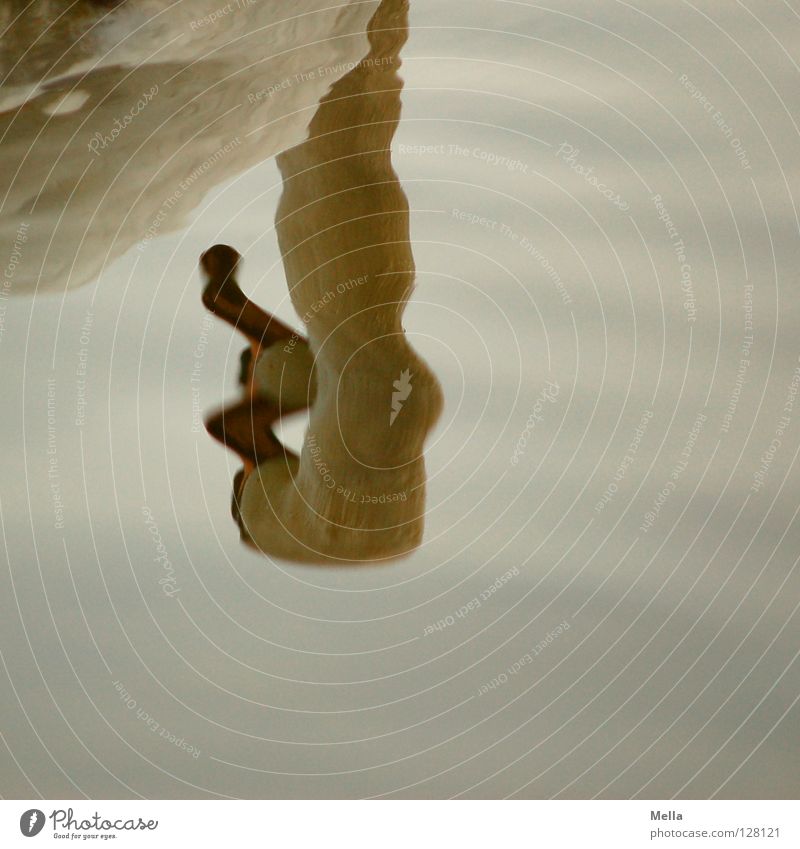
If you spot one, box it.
[1,0,799,799]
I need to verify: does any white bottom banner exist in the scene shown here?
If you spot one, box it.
[1,800,797,848]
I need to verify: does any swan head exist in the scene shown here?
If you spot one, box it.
[200,244,241,284]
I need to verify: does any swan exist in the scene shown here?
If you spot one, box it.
[203,0,443,564]
[0,0,379,293]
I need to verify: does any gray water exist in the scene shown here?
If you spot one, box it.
[1,0,799,799]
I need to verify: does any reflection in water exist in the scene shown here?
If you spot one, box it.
[203,0,443,564]
[3,0,799,801]
[0,0,379,292]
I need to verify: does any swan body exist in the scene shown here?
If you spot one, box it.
[237,0,443,563]
[0,0,379,293]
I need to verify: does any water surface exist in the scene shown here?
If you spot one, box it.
[1,0,799,799]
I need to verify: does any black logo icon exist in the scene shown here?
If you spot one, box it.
[19,809,46,837]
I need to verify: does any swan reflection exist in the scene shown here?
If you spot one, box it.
[0,0,380,292]
[202,0,442,565]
